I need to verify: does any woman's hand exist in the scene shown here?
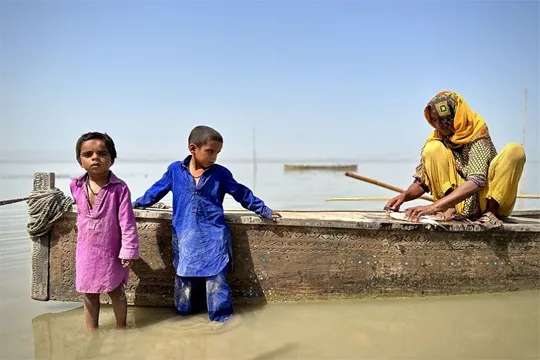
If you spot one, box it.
[384,193,407,212]
[405,204,440,221]
[384,182,426,212]
[435,207,457,220]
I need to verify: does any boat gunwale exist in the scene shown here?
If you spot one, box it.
[63,206,540,233]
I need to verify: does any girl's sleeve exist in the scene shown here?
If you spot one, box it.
[118,184,139,260]
[69,179,79,205]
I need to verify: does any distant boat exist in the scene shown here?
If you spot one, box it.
[284,164,358,172]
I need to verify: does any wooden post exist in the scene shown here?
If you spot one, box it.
[252,127,257,191]
[519,89,527,209]
[30,172,55,301]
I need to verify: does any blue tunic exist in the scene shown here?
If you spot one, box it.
[133,156,273,277]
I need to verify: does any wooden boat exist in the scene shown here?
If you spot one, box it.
[284,164,358,171]
[29,173,540,306]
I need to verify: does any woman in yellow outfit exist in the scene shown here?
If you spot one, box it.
[385,90,526,228]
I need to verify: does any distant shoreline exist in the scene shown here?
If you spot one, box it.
[0,158,426,164]
[1,158,539,165]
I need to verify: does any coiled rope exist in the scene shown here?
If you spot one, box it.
[1,191,170,238]
[25,188,74,238]
[0,189,76,237]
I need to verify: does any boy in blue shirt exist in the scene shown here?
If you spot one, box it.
[133,125,279,322]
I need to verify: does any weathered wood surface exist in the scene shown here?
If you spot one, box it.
[30,172,55,301]
[43,207,540,306]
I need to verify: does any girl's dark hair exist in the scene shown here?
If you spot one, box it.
[188,125,223,147]
[75,132,117,164]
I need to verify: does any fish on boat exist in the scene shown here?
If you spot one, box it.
[386,211,449,230]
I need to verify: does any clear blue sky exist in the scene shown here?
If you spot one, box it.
[1,1,538,161]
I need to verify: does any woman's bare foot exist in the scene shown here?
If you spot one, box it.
[475,211,503,229]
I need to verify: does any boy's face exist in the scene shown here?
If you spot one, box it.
[79,139,113,175]
[190,140,222,168]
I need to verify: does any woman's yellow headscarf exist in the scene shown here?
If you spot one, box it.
[425,91,490,147]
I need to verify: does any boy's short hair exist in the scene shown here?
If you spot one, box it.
[188,126,223,147]
[75,132,117,164]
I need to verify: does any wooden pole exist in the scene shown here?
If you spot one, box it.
[252,127,257,191]
[519,89,527,209]
[31,172,54,301]
[343,172,539,202]
[326,194,540,202]
[515,194,540,199]
[325,196,428,202]
[344,171,434,202]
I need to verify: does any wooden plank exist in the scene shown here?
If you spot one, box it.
[30,172,55,301]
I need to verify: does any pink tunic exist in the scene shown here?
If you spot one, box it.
[70,172,139,294]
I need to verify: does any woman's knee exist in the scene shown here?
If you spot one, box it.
[500,143,526,165]
[422,141,446,160]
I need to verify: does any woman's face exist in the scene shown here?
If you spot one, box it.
[429,108,454,136]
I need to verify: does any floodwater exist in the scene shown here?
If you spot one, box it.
[25,292,540,360]
[1,159,539,359]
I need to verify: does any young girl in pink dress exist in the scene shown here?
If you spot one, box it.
[70,132,139,330]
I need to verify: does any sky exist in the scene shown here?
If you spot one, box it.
[1,0,538,162]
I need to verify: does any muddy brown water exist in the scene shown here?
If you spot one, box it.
[1,161,539,359]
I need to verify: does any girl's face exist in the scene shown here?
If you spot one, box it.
[79,139,113,176]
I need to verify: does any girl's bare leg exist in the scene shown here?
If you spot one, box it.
[84,293,101,330]
[108,284,127,328]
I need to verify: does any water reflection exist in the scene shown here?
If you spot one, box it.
[31,304,281,360]
[31,292,540,360]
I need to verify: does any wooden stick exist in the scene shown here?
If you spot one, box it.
[343,172,540,200]
[325,197,420,202]
[344,171,434,202]
[326,195,540,202]
[516,194,540,199]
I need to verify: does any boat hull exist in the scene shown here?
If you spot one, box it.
[36,208,540,306]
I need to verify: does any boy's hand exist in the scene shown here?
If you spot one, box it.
[272,210,281,218]
[121,259,134,268]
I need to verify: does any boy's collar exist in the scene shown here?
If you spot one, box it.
[181,155,192,169]
[181,155,216,171]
